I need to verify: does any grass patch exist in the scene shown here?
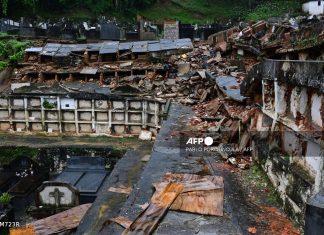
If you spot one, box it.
[246,164,282,206]
[245,0,301,21]
[139,0,249,23]
[0,147,39,166]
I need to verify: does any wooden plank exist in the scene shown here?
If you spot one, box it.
[9,225,35,235]
[109,216,133,228]
[161,173,224,216]
[108,186,133,194]
[11,204,92,235]
[123,182,183,235]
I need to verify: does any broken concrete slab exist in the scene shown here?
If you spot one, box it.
[139,130,153,141]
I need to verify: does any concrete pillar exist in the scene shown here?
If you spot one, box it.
[24,97,29,131]
[99,72,104,84]
[40,97,45,131]
[55,74,59,83]
[74,99,79,134]
[38,72,44,83]
[68,73,74,82]
[142,100,147,128]
[84,50,90,64]
[57,96,62,133]
[91,99,95,132]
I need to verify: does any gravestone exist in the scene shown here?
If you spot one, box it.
[164,20,179,40]
[27,181,79,219]
[36,181,79,208]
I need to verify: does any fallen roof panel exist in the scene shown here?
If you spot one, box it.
[215,76,248,102]
[132,41,148,53]
[25,47,43,53]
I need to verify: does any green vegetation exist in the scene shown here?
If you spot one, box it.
[0,192,13,205]
[245,0,300,21]
[0,0,302,23]
[140,0,249,23]
[0,39,29,70]
[42,100,56,109]
[246,164,281,206]
[0,147,39,166]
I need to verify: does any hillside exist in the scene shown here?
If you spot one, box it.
[1,0,302,23]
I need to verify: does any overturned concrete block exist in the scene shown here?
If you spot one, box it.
[139,130,153,140]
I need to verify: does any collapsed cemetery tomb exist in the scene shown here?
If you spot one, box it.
[0,39,194,136]
[0,14,323,234]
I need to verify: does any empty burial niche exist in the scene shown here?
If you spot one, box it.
[112,124,125,134]
[129,125,142,134]
[0,98,8,108]
[133,69,146,76]
[112,112,125,122]
[104,71,116,79]
[0,110,9,120]
[112,101,125,110]
[14,122,26,132]
[13,111,25,120]
[101,53,117,62]
[129,101,142,110]
[30,122,43,132]
[43,73,56,81]
[156,69,167,76]
[119,50,132,60]
[40,55,53,63]
[11,98,24,108]
[0,122,10,131]
[148,114,158,125]
[79,124,93,133]
[28,98,41,108]
[62,111,75,121]
[78,100,92,109]
[78,112,92,121]
[96,112,109,122]
[95,100,109,110]
[29,111,42,120]
[47,123,59,133]
[117,70,132,78]
[45,111,59,120]
[128,113,142,123]
[63,123,76,132]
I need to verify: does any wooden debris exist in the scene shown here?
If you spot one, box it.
[10,204,91,235]
[162,173,224,216]
[109,216,133,229]
[122,182,183,235]
[108,186,133,194]
[10,225,34,235]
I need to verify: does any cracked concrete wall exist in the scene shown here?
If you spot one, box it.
[256,59,324,225]
[311,93,322,127]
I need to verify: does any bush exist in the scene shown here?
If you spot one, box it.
[0,61,8,70]
[245,0,300,21]
[0,192,12,205]
[9,51,24,65]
